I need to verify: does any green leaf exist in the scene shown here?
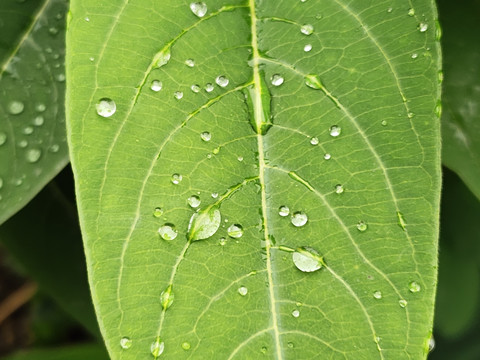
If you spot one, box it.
[67,1,441,359]
[439,0,480,200]
[3,343,108,360]
[0,176,99,337]
[0,0,69,225]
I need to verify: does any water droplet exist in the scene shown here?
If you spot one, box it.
[84,17,90,22]
[305,74,323,89]
[215,75,229,87]
[428,335,435,353]
[287,342,294,349]
[278,205,290,217]
[182,342,191,351]
[409,281,421,293]
[300,24,314,35]
[373,290,382,299]
[387,7,393,13]
[150,337,165,357]
[154,47,171,68]
[153,207,163,217]
[411,53,418,59]
[438,71,444,83]
[26,148,42,163]
[35,103,46,112]
[18,140,28,148]
[292,246,323,272]
[435,101,442,118]
[160,284,174,310]
[0,132,7,146]
[205,83,214,92]
[0,178,3,189]
[304,44,312,52]
[227,224,243,238]
[8,101,24,115]
[291,212,308,227]
[185,58,195,67]
[399,299,408,308]
[271,74,284,86]
[237,156,243,162]
[238,286,248,296]
[261,346,267,354]
[200,131,211,142]
[329,125,341,137]
[435,20,442,41]
[219,237,227,246]
[171,173,182,184]
[211,192,218,199]
[174,91,183,100]
[408,112,415,119]
[33,116,44,126]
[292,309,300,318]
[356,220,367,232]
[188,207,221,240]
[187,195,201,208]
[323,153,331,160]
[191,84,200,93]
[407,8,415,16]
[150,80,162,92]
[334,184,344,194]
[49,144,60,153]
[310,137,319,145]
[120,337,132,349]
[381,120,387,126]
[190,2,207,18]
[96,98,116,118]
[56,73,65,82]
[158,224,177,240]
[22,126,33,135]
[89,56,95,62]
[418,22,428,32]
[212,147,220,155]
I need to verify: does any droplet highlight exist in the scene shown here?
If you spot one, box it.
[300,24,314,35]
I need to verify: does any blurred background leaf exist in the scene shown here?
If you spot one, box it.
[0,0,69,225]
[2,343,108,360]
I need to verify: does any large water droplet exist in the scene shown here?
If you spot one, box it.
[278,205,290,217]
[171,173,182,184]
[96,98,116,117]
[160,284,174,310]
[238,286,248,296]
[154,47,171,68]
[188,207,221,240]
[292,246,322,272]
[8,101,24,115]
[26,148,42,163]
[305,74,323,89]
[158,224,177,240]
[150,337,165,357]
[187,195,201,208]
[190,2,207,18]
[271,74,284,87]
[300,24,314,35]
[227,224,243,238]
[150,80,162,92]
[409,281,421,293]
[373,290,382,299]
[120,337,132,349]
[291,309,300,318]
[329,125,341,137]
[291,212,308,227]
[200,131,211,142]
[356,221,367,232]
[215,75,229,87]
[0,132,7,146]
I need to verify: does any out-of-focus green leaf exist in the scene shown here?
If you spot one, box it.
[439,0,480,200]
[0,0,69,225]
[3,343,108,360]
[0,171,99,337]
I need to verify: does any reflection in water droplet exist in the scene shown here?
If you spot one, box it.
[190,2,207,18]
[160,284,174,310]
[120,337,132,349]
[292,309,300,318]
[200,132,211,142]
[334,184,344,194]
[8,101,24,115]
[356,221,367,232]
[150,337,165,357]
[0,132,7,146]
[271,74,284,87]
[227,224,243,238]
[187,195,201,208]
[329,125,341,137]
[153,207,163,217]
[310,137,319,146]
[174,91,183,100]
[373,290,382,299]
[409,281,421,293]
[238,286,248,296]
[185,59,195,67]
[96,98,116,117]
[26,148,42,163]
[150,80,162,92]
[215,75,229,87]
[205,83,214,92]
[304,44,312,52]
[171,173,182,184]
[300,24,314,35]
[323,153,331,160]
[399,299,408,308]
[158,224,177,240]
[292,246,322,272]
[291,212,308,227]
[418,22,428,32]
[182,342,191,350]
[278,205,290,217]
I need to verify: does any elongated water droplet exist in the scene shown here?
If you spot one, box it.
[373,290,382,299]
[154,46,171,68]
[409,281,421,293]
[278,205,290,217]
[190,2,207,17]
[185,58,195,67]
[238,286,248,296]
[150,337,165,357]
[329,125,341,137]
[200,131,211,141]
[310,137,319,145]
[243,73,273,135]
[0,132,7,146]
[182,342,191,350]
[171,173,182,184]
[96,98,116,117]
[335,184,344,194]
[435,101,442,118]
[150,80,162,92]
[271,74,284,86]
[158,224,177,240]
[120,337,132,349]
[304,44,312,52]
[292,246,322,272]
[26,148,42,163]
[8,101,24,115]
[291,212,308,227]
[305,74,323,89]
[215,75,229,87]
[292,309,300,318]
[399,299,408,308]
[397,211,407,231]
[356,220,367,232]
[300,24,314,35]
[428,335,435,353]
[153,207,163,218]
[227,224,243,238]
[188,207,221,240]
[187,195,201,208]
[160,284,174,310]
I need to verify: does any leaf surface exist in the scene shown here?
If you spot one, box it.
[0,0,69,225]
[67,1,441,359]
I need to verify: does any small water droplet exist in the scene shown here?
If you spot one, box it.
[399,299,408,308]
[120,337,132,349]
[409,281,421,293]
[191,84,200,93]
[291,212,308,227]
[334,184,344,194]
[187,195,201,208]
[96,98,116,117]
[219,237,227,246]
[18,140,28,148]
[411,53,418,59]
[300,24,314,35]
[84,16,90,22]
[171,173,182,184]
[287,342,294,349]
[323,153,331,160]
[174,91,183,100]
[211,192,218,199]
[271,74,284,86]
[329,125,341,137]
[160,284,174,310]
[381,120,387,126]
[238,286,248,296]
[278,205,290,217]
[310,137,319,145]
[261,346,267,354]
[150,80,162,92]
[56,73,65,82]
[205,83,214,92]
[49,144,60,153]
[200,131,211,142]
[292,246,323,272]
[150,337,165,357]
[292,309,300,318]
[8,101,24,115]
[26,148,42,163]
[212,147,220,155]
[36,103,46,112]
[182,342,191,351]
[227,224,243,238]
[89,56,95,62]
[387,7,393,13]
[153,207,163,217]
[305,74,323,89]
[0,178,3,189]
[418,22,428,32]
[373,290,382,299]
[22,126,33,135]
[33,116,44,126]
[407,8,415,16]
[158,224,178,240]
[237,156,243,162]
[190,2,207,18]
[185,58,195,67]
[408,112,415,118]
[0,132,7,146]
[303,44,312,52]
[215,75,229,87]
[356,220,367,232]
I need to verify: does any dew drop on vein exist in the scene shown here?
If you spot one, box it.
[292,246,323,272]
[158,224,177,240]
[190,2,207,18]
[300,24,314,35]
[408,8,415,16]
[120,337,132,350]
[399,299,408,308]
[227,224,243,238]
[291,212,308,227]
[150,337,165,357]
[96,98,116,117]
[188,207,221,240]
[150,80,162,92]
[310,137,319,145]
[323,153,331,160]
[160,284,174,310]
